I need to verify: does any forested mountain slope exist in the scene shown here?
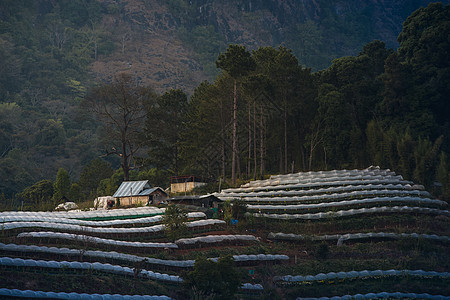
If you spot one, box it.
[91,0,437,91]
[0,0,448,203]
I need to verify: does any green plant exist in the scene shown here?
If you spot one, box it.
[314,242,329,260]
[184,255,241,300]
[163,204,188,241]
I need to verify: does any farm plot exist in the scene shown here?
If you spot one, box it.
[211,166,450,298]
[0,166,449,299]
[0,204,284,298]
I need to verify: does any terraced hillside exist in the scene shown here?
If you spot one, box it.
[0,167,449,299]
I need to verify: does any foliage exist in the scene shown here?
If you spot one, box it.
[17,179,54,210]
[162,204,188,241]
[146,89,188,176]
[183,255,241,300]
[136,168,171,189]
[222,201,232,225]
[0,0,113,196]
[231,198,247,220]
[79,158,114,200]
[83,73,156,181]
[52,168,71,203]
[1,2,450,202]
[314,242,329,260]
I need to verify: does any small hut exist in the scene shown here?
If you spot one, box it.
[170,175,207,193]
[113,180,167,207]
[167,194,221,209]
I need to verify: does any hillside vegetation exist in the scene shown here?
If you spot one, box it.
[0,1,449,208]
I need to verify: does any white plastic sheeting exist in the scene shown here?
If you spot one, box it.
[267,232,450,245]
[0,212,206,227]
[241,283,264,290]
[276,269,450,283]
[175,234,258,245]
[17,232,179,249]
[246,197,446,211]
[0,289,172,299]
[240,173,405,189]
[269,166,394,180]
[217,178,412,194]
[296,292,450,299]
[247,206,450,220]
[216,184,425,199]
[0,257,183,283]
[228,254,289,262]
[231,189,432,203]
[3,218,224,234]
[186,219,226,228]
[0,243,288,267]
[0,207,165,220]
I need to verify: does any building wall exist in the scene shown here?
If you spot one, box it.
[118,191,167,206]
[118,196,148,206]
[171,182,206,193]
[149,190,167,205]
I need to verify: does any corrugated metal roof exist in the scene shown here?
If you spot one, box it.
[113,181,151,198]
[138,187,166,196]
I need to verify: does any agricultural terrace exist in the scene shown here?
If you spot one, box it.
[0,166,449,299]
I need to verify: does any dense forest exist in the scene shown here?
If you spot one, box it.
[0,1,449,210]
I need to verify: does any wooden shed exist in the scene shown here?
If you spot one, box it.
[113,180,167,207]
[170,175,207,193]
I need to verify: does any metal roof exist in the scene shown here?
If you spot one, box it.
[138,187,167,196]
[113,181,152,198]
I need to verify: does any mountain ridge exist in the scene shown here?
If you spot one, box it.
[90,0,438,93]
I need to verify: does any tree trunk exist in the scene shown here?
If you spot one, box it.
[248,101,251,178]
[220,97,226,180]
[232,79,237,185]
[279,145,283,174]
[260,104,264,180]
[122,144,129,181]
[284,109,288,174]
[253,101,257,180]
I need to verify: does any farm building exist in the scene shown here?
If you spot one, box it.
[170,175,207,193]
[113,180,167,207]
[167,194,221,209]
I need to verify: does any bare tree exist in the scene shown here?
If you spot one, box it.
[84,73,155,180]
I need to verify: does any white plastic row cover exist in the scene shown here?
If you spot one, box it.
[246,196,446,210]
[17,232,179,249]
[217,184,421,199]
[268,166,392,180]
[3,219,225,233]
[0,288,172,299]
[229,189,432,203]
[175,235,258,245]
[219,178,412,194]
[241,283,264,290]
[212,254,289,262]
[228,170,407,189]
[267,232,450,244]
[0,243,288,266]
[0,206,165,219]
[242,174,404,189]
[270,166,395,178]
[296,292,450,300]
[276,269,450,283]
[0,257,183,282]
[0,212,205,226]
[244,167,400,186]
[249,206,450,220]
